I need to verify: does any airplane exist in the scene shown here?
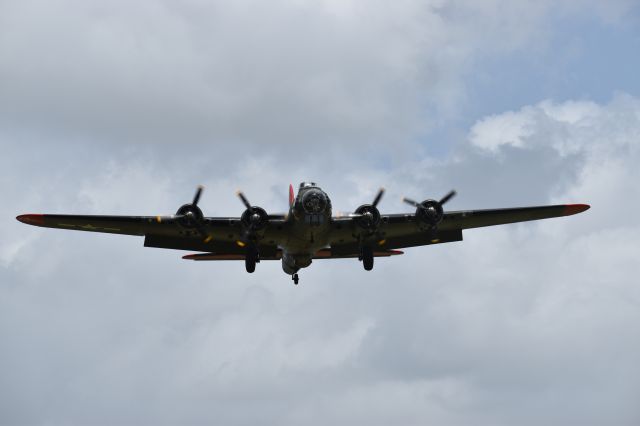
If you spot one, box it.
[16,182,589,284]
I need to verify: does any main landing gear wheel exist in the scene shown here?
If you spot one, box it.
[292,273,299,285]
[245,248,258,273]
[245,256,256,273]
[362,246,374,271]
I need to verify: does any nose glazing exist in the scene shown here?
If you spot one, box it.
[301,190,327,214]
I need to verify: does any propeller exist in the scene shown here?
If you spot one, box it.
[353,187,385,230]
[174,185,212,242]
[402,190,456,227]
[237,190,269,234]
[402,190,456,208]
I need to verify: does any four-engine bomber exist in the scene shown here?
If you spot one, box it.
[17,182,589,284]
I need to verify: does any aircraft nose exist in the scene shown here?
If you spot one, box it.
[301,190,328,214]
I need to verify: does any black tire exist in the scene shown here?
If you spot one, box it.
[362,246,374,271]
[245,253,256,273]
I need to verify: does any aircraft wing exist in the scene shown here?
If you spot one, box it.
[16,213,252,237]
[15,212,403,260]
[17,203,589,259]
[435,204,589,231]
[16,213,285,255]
[330,204,589,251]
[17,214,178,236]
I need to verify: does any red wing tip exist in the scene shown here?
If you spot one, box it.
[563,204,590,216]
[16,214,45,226]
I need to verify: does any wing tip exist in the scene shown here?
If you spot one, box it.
[16,214,45,226]
[563,204,590,216]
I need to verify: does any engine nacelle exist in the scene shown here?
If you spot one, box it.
[354,204,381,230]
[241,206,269,231]
[415,199,444,227]
[175,203,204,228]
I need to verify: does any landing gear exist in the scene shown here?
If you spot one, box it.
[292,273,299,285]
[245,247,259,273]
[245,255,256,273]
[361,246,374,271]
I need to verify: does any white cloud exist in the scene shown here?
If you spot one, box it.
[1,0,633,151]
[469,108,536,152]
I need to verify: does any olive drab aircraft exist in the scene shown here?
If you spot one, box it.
[17,182,589,284]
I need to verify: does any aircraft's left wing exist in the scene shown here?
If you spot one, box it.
[16,213,253,238]
[17,214,176,236]
[16,213,285,255]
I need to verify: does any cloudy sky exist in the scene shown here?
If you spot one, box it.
[2,0,640,424]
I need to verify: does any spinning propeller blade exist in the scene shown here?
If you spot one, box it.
[401,197,421,208]
[402,190,456,209]
[237,191,252,209]
[192,185,204,206]
[439,190,456,205]
[372,188,385,207]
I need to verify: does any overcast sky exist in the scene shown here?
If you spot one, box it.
[2,1,640,425]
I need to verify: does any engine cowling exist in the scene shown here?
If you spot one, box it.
[354,204,381,230]
[415,199,444,227]
[175,203,204,228]
[240,206,269,231]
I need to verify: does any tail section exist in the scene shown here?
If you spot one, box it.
[289,184,295,207]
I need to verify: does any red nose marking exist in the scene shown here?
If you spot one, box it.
[563,204,590,216]
[16,214,45,226]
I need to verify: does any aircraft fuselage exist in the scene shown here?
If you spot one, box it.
[280,182,333,275]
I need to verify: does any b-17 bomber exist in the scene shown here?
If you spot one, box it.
[17,182,589,284]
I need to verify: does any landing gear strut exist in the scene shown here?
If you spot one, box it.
[292,273,299,285]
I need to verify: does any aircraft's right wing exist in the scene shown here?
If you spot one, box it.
[329,204,589,252]
[436,204,590,231]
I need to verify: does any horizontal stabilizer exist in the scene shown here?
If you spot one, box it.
[183,248,404,261]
